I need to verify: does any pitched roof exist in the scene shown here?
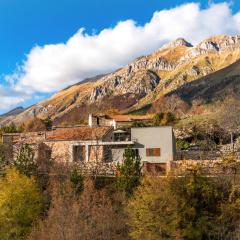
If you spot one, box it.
[108,114,152,122]
[45,126,112,141]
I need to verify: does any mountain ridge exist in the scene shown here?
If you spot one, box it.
[2,34,240,125]
[0,107,25,118]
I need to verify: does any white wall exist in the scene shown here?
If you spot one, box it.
[131,127,175,163]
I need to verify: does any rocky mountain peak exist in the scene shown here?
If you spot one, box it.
[2,34,240,126]
[197,35,240,52]
[162,38,193,49]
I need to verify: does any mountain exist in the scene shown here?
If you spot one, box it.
[0,107,26,126]
[0,107,25,118]
[168,59,240,103]
[2,35,240,125]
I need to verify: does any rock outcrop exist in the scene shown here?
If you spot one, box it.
[2,34,240,125]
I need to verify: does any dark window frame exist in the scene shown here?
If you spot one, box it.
[146,148,161,157]
[73,145,85,162]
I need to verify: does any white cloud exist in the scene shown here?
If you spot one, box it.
[0,86,28,110]
[3,2,240,100]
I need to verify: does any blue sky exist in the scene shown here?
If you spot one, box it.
[0,0,240,113]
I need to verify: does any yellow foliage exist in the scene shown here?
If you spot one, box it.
[0,168,43,240]
[126,176,178,239]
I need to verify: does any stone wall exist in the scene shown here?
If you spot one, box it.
[88,145,104,162]
[44,141,110,163]
[176,144,240,161]
[167,159,239,175]
[3,129,115,164]
[176,150,221,161]
[74,161,118,176]
[44,141,72,162]
[3,132,46,161]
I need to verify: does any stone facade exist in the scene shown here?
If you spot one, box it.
[2,126,177,175]
[2,132,46,161]
[2,127,116,164]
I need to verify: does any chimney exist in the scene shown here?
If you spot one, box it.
[89,114,93,127]
[112,119,117,130]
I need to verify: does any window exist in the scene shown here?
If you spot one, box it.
[103,146,112,162]
[73,146,85,162]
[133,149,139,157]
[146,148,161,157]
[45,149,52,159]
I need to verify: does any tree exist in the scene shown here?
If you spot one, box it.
[23,117,45,132]
[0,143,7,174]
[127,166,240,240]
[36,142,53,191]
[0,122,20,137]
[176,139,190,151]
[127,176,179,240]
[162,112,175,125]
[152,112,164,126]
[173,166,224,240]
[131,121,148,128]
[214,156,240,238]
[0,168,43,240]
[218,97,240,151]
[152,94,189,118]
[3,122,18,133]
[30,179,128,240]
[15,144,37,177]
[152,112,175,126]
[70,168,84,195]
[117,148,141,196]
[43,116,53,131]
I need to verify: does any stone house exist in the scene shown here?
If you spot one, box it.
[44,126,135,163]
[2,125,176,174]
[2,126,133,163]
[2,131,47,162]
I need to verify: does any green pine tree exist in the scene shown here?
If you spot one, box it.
[42,116,53,131]
[117,148,141,196]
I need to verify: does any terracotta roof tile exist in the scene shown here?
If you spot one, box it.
[45,126,111,141]
[109,114,152,122]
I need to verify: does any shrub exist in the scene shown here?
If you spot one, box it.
[15,144,37,177]
[131,121,148,128]
[152,112,175,126]
[0,168,43,240]
[0,122,22,138]
[42,116,53,131]
[127,176,178,240]
[127,166,240,240]
[176,139,190,150]
[173,167,224,240]
[152,112,164,126]
[29,179,128,240]
[23,118,45,132]
[69,168,84,195]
